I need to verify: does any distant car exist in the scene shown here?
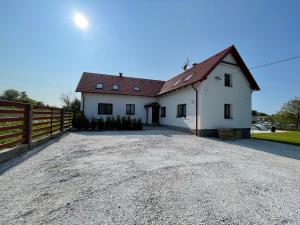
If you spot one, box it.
[251,124,268,131]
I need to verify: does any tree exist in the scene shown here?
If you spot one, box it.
[60,93,74,108]
[274,111,294,127]
[70,98,81,111]
[1,89,20,101]
[252,110,268,117]
[252,110,258,116]
[60,92,80,110]
[281,97,300,129]
[0,89,44,105]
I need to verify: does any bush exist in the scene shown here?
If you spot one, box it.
[105,117,112,130]
[111,117,116,130]
[72,115,79,129]
[126,116,132,130]
[137,118,143,130]
[90,117,97,130]
[121,116,127,130]
[73,113,88,130]
[115,115,121,130]
[96,118,104,130]
[83,118,90,130]
[73,114,143,131]
[132,119,138,130]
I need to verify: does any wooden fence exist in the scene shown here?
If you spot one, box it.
[0,100,76,151]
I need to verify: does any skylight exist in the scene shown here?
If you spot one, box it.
[172,80,181,87]
[133,85,140,91]
[184,74,193,81]
[96,83,103,89]
[112,84,119,90]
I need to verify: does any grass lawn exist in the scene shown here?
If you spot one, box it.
[252,131,300,146]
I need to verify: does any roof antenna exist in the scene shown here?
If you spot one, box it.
[182,58,189,71]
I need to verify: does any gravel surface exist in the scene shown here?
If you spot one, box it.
[0,128,300,225]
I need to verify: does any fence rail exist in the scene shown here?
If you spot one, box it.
[0,100,76,151]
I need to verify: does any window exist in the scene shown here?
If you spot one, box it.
[224,74,232,87]
[96,83,103,89]
[133,85,140,91]
[126,104,135,115]
[161,107,166,117]
[224,104,232,119]
[173,80,181,86]
[177,104,186,118]
[184,74,193,81]
[112,84,119,90]
[98,103,113,115]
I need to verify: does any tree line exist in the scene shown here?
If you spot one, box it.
[0,89,80,111]
[253,97,300,130]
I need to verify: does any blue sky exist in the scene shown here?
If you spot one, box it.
[0,0,299,114]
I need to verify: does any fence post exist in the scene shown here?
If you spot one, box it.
[50,108,53,137]
[60,109,64,131]
[23,104,33,149]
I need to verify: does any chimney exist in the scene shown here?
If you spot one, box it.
[192,63,197,67]
[119,72,123,78]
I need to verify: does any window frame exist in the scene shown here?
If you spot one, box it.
[96,83,103,89]
[98,103,113,115]
[224,104,232,119]
[112,83,119,90]
[126,104,135,115]
[224,73,232,87]
[133,85,140,91]
[160,107,166,118]
[177,104,186,118]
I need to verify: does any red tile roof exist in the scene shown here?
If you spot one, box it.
[76,45,260,96]
[158,45,260,95]
[75,73,165,97]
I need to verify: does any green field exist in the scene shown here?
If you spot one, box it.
[252,131,300,146]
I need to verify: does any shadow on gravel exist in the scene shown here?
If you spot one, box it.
[206,137,300,160]
[76,127,191,137]
[0,133,69,175]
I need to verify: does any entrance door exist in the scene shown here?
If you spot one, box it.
[152,107,159,123]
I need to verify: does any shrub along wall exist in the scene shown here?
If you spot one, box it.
[73,114,143,131]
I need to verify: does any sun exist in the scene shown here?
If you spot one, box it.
[73,13,89,30]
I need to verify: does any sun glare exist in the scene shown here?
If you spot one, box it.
[73,13,89,30]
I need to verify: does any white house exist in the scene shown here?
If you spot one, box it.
[76,45,260,137]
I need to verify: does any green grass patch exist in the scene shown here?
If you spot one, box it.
[252,131,300,146]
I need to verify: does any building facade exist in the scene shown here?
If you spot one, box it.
[76,45,260,137]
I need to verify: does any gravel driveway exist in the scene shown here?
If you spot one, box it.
[1,128,300,225]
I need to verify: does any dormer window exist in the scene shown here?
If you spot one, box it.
[133,85,140,91]
[96,83,103,89]
[184,74,193,81]
[173,80,181,87]
[112,84,119,90]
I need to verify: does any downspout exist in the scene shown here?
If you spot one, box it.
[191,84,198,136]
[146,108,149,125]
[82,93,85,115]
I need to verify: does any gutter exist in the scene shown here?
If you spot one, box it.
[82,93,85,113]
[191,84,198,136]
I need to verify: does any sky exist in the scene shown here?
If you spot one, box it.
[0,0,299,114]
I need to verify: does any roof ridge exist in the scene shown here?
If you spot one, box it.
[83,72,165,83]
[163,45,234,83]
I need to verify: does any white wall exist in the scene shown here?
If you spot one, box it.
[147,107,152,124]
[157,86,197,130]
[82,93,156,123]
[198,54,252,129]
[80,53,253,129]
